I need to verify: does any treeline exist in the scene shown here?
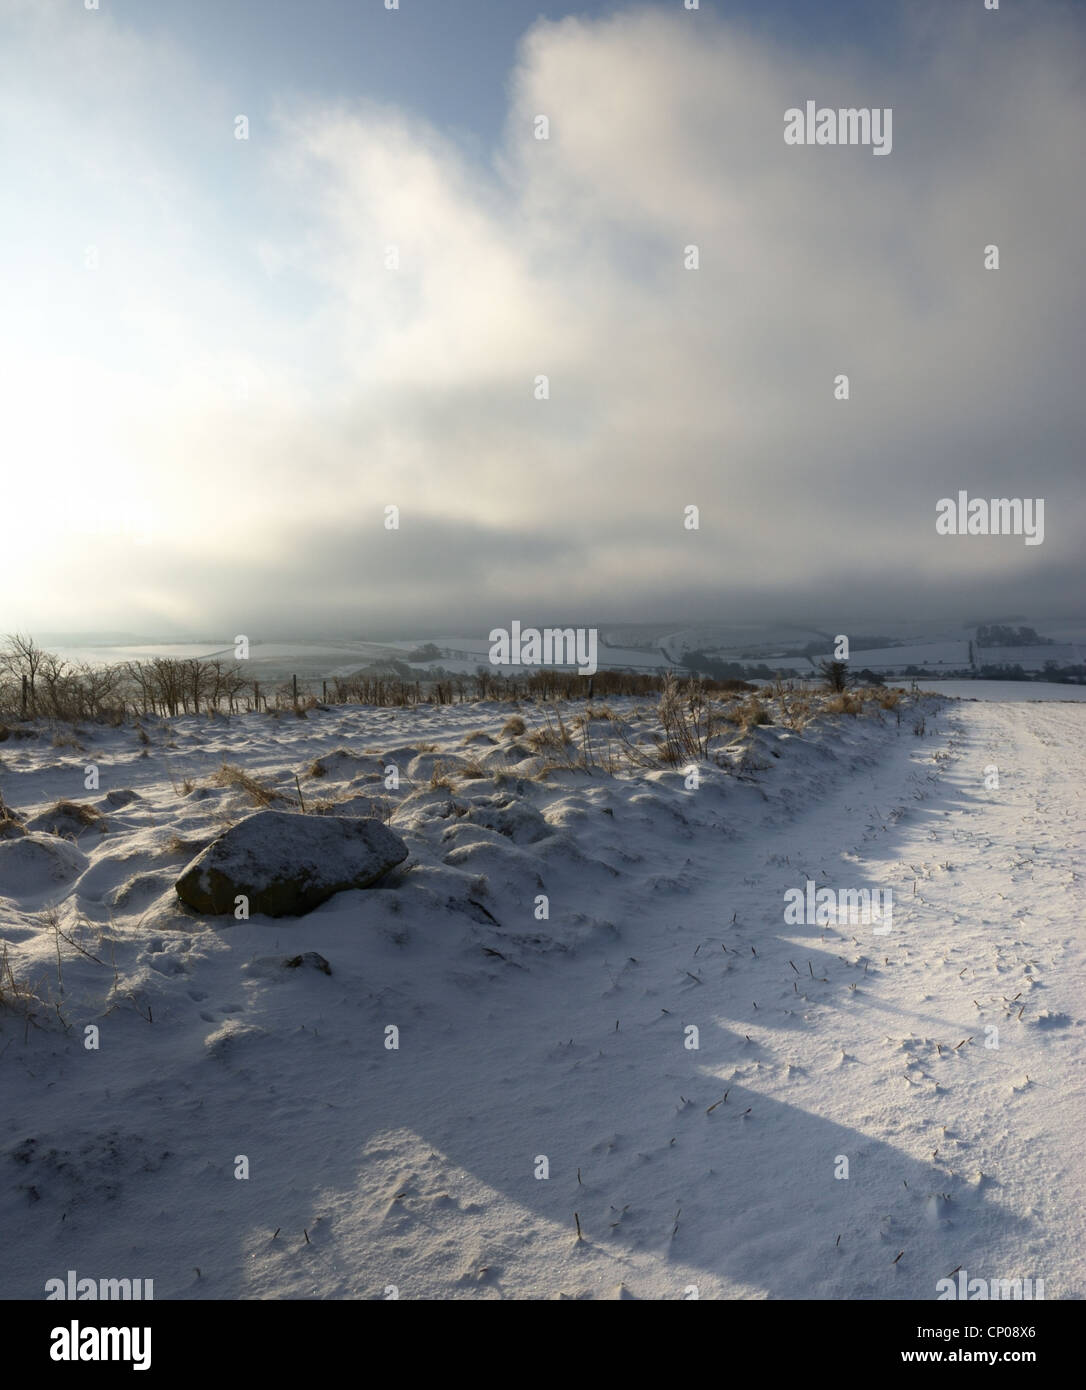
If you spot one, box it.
[0,634,756,723]
[681,650,782,681]
[977,662,1086,683]
[0,634,259,720]
[974,625,1052,647]
[324,665,754,706]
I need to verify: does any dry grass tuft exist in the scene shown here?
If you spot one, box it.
[825,693,864,716]
[46,799,107,829]
[429,757,488,788]
[739,698,772,730]
[211,762,286,807]
[526,706,572,755]
[162,832,211,859]
[0,942,48,1030]
[0,813,24,840]
[500,715,527,738]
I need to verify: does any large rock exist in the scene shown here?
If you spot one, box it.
[175,810,408,918]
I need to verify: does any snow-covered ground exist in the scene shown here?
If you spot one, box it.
[0,690,1082,1299]
[913,681,1086,702]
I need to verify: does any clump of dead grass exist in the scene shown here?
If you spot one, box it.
[45,799,107,831]
[824,693,864,716]
[429,757,489,788]
[161,832,210,859]
[739,698,772,730]
[210,762,287,807]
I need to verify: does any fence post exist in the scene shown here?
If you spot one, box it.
[21,674,28,719]
[292,673,298,705]
[321,680,327,703]
[254,680,260,712]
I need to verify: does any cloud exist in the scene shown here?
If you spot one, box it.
[3,0,1084,635]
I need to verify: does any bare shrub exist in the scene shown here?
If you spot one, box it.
[526,706,571,754]
[657,674,718,763]
[819,659,850,692]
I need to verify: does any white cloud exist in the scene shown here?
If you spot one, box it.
[2,0,1083,633]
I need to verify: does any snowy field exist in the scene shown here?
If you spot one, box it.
[913,681,1086,702]
[0,690,1082,1299]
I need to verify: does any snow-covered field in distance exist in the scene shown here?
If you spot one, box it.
[39,616,1086,685]
[1,688,1082,1299]
[913,681,1086,702]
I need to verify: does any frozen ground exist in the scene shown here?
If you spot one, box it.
[0,690,1082,1299]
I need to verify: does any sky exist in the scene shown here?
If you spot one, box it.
[1,0,1084,640]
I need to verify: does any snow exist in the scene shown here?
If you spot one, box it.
[913,681,1086,702]
[840,641,971,669]
[1,690,1082,1299]
[976,644,1083,671]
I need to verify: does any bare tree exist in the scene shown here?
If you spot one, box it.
[2,633,46,714]
[125,661,156,715]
